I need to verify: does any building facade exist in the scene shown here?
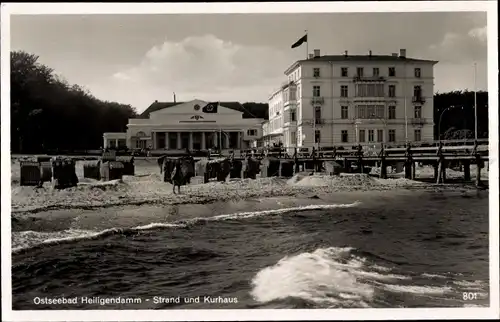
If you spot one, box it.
[267,48,437,148]
[103,100,265,151]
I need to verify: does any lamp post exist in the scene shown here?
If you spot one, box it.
[438,106,456,141]
[354,119,361,144]
[473,62,478,140]
[370,113,387,144]
[313,116,317,149]
[404,59,408,145]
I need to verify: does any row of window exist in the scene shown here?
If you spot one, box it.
[309,129,422,144]
[265,117,284,134]
[313,67,422,78]
[312,85,423,98]
[304,105,423,121]
[109,139,127,148]
[280,105,424,127]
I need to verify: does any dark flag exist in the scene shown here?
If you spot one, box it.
[291,34,308,49]
[202,102,219,113]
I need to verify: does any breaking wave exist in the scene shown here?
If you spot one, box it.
[12,202,361,254]
[249,247,489,308]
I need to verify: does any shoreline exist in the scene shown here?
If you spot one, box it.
[10,159,489,218]
[11,174,483,217]
[10,174,489,254]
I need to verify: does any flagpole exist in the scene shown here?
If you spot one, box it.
[305,29,308,59]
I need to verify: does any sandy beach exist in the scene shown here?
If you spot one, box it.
[10,158,488,217]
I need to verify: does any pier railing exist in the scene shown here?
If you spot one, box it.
[233,139,489,159]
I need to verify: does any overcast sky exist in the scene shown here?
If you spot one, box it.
[10,12,488,112]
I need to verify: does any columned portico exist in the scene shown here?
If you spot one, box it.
[116,100,265,152]
[189,132,194,150]
[151,130,249,150]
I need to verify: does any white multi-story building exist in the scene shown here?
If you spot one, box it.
[261,87,286,146]
[266,48,437,148]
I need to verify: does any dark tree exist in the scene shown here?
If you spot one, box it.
[433,90,488,140]
[10,51,138,153]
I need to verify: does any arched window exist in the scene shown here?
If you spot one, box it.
[136,131,146,137]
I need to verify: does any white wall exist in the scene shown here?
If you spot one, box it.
[268,87,285,135]
[282,57,435,146]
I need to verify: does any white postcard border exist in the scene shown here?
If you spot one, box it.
[1,1,498,321]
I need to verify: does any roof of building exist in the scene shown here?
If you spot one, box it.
[284,54,439,75]
[139,101,250,119]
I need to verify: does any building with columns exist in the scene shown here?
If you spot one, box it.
[263,48,438,148]
[103,99,265,151]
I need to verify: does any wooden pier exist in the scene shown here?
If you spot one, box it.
[219,139,489,187]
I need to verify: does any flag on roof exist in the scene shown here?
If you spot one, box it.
[202,102,219,113]
[291,34,308,49]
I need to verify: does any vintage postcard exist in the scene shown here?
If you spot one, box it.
[1,1,498,321]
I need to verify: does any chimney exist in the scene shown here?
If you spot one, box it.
[392,53,398,57]
[308,53,314,59]
[154,100,158,103]
[344,50,348,57]
[313,49,320,57]
[173,92,176,103]
[369,50,372,57]
[399,48,406,58]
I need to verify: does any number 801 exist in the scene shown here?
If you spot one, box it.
[463,292,479,300]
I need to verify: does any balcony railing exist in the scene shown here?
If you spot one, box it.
[298,118,326,126]
[412,96,426,104]
[411,118,427,125]
[353,96,386,102]
[310,96,325,105]
[352,76,386,82]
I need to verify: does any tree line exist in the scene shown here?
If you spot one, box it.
[433,90,488,140]
[10,50,489,153]
[10,51,138,154]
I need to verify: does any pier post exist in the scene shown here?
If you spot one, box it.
[436,160,443,184]
[404,145,413,179]
[404,162,411,179]
[380,157,387,179]
[436,142,444,184]
[475,153,483,187]
[357,144,363,174]
[293,148,299,174]
[311,147,316,173]
[441,160,447,182]
[379,143,387,179]
[463,160,471,181]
